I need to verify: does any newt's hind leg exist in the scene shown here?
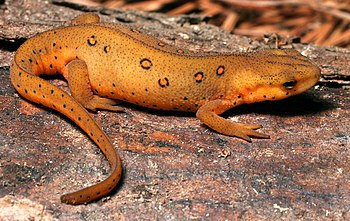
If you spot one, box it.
[65,59,124,112]
[196,99,270,142]
[71,13,100,25]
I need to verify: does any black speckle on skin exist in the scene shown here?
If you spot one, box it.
[63,104,66,108]
[29,58,33,63]
[24,89,28,93]
[78,117,81,121]
[39,84,42,88]
[50,64,53,69]
[184,97,188,100]
[50,90,54,94]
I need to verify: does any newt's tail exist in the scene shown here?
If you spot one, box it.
[10,42,122,205]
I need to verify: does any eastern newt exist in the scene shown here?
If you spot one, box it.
[10,13,321,205]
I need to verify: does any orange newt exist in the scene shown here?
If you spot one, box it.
[10,13,321,205]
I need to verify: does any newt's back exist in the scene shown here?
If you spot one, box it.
[12,22,320,112]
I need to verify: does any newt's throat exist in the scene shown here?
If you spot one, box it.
[242,85,297,104]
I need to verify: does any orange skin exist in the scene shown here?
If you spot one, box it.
[10,13,321,205]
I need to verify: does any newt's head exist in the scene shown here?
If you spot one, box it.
[239,49,321,103]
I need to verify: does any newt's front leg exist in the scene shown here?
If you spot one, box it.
[196,99,270,142]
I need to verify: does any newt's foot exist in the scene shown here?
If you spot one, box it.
[71,13,100,25]
[201,117,270,142]
[85,96,124,112]
[196,99,270,142]
[228,123,270,142]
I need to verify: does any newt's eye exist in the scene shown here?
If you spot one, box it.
[282,80,297,89]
